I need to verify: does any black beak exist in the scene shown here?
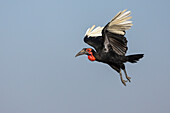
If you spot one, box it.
[75,49,88,57]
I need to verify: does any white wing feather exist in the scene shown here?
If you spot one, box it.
[84,9,133,37]
[85,25,104,37]
[108,9,133,35]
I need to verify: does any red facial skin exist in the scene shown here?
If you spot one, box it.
[86,48,96,61]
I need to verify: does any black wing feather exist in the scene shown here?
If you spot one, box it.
[106,31,128,55]
[84,36,104,52]
[102,24,128,56]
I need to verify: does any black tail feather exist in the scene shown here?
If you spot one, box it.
[126,54,144,63]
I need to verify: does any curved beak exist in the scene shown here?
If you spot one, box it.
[75,49,88,57]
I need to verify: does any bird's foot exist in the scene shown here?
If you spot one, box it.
[121,79,127,86]
[123,69,131,82]
[126,76,131,82]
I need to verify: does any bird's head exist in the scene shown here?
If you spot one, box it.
[75,48,96,61]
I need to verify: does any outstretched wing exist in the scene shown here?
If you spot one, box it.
[84,9,132,55]
[102,9,133,55]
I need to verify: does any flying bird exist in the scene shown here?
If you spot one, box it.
[75,9,144,86]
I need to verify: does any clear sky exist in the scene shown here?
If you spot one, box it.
[0,0,170,113]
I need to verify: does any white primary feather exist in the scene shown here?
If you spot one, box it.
[108,9,133,35]
[85,28,90,36]
[116,11,131,20]
[85,25,104,37]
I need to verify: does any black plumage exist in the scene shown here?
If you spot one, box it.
[75,10,144,86]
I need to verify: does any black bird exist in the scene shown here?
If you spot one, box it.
[75,9,144,86]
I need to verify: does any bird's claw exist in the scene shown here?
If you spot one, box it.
[121,79,127,86]
[126,76,131,82]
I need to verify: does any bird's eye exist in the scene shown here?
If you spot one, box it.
[86,49,90,52]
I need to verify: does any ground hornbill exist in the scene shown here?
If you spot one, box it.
[75,9,144,86]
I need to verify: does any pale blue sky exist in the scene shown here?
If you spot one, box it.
[0,0,170,113]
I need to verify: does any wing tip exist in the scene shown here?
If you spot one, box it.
[85,25,104,37]
[107,9,133,35]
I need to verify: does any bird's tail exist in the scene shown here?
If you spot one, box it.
[126,54,144,63]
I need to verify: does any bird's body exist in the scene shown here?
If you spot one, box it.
[75,9,144,86]
[84,35,126,63]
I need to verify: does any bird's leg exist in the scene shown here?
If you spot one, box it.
[123,69,131,82]
[119,70,127,86]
